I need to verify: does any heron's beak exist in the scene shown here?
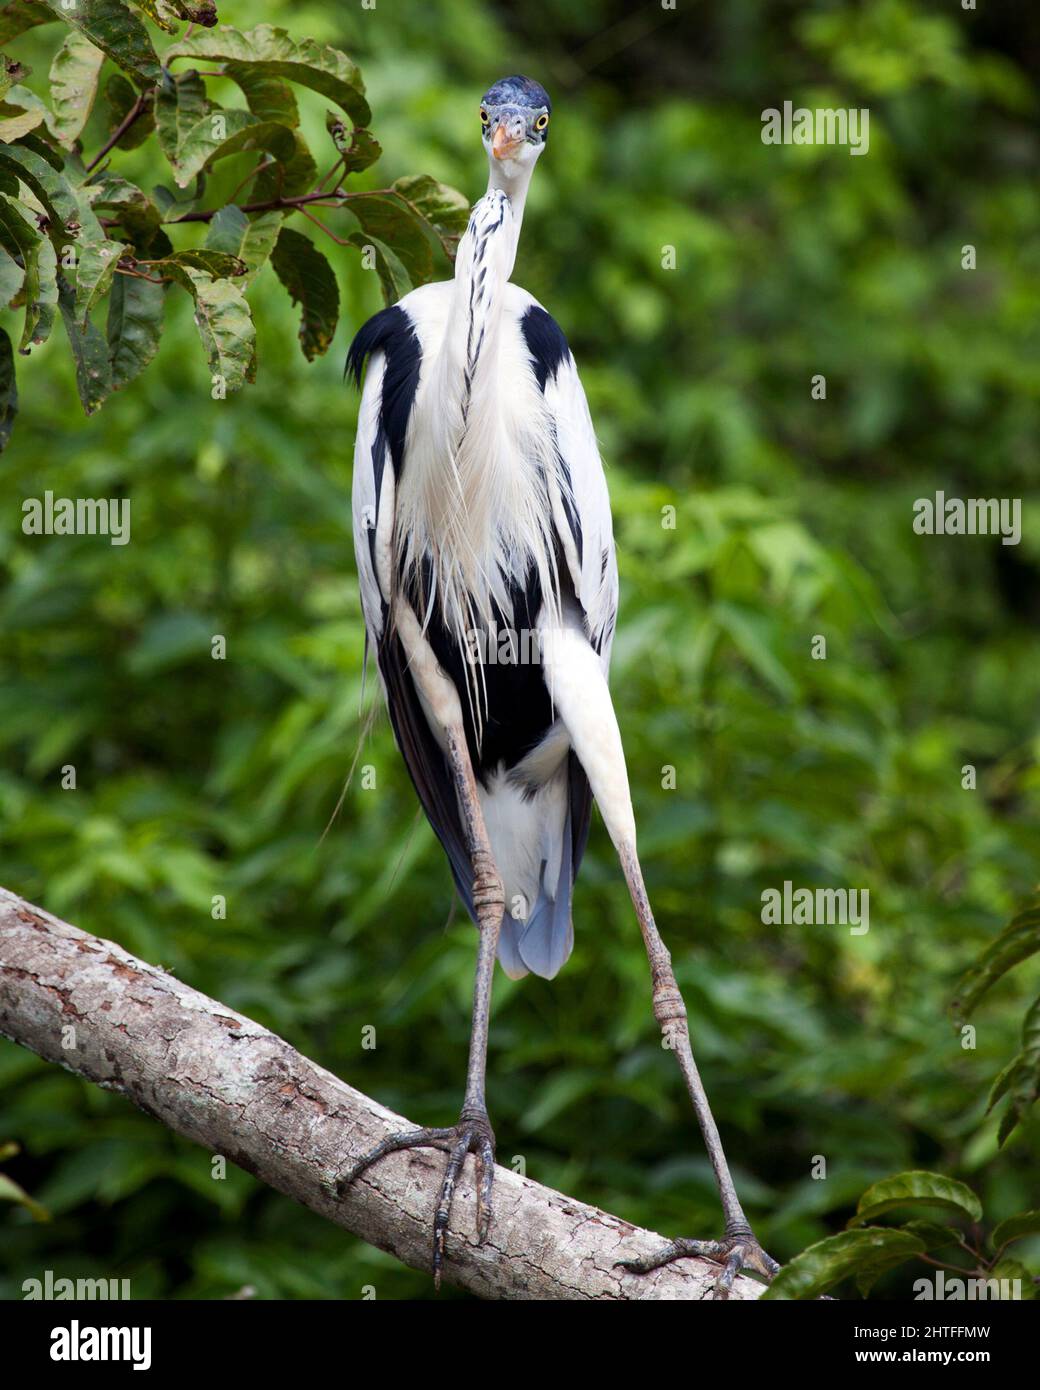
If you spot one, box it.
[492,123,524,160]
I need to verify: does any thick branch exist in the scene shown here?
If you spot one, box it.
[0,887,762,1301]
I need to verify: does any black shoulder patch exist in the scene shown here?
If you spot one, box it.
[346,304,422,475]
[346,304,410,387]
[520,304,570,391]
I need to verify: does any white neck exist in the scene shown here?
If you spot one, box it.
[486,154,535,225]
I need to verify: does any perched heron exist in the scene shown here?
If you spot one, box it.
[341,75,778,1297]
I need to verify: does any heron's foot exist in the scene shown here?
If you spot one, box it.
[618,1226,780,1300]
[337,1107,496,1290]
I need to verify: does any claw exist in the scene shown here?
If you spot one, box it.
[338,1112,496,1289]
[618,1230,780,1299]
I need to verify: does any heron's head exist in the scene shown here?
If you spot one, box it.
[479,75,551,179]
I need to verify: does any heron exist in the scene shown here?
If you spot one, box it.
[341,75,778,1298]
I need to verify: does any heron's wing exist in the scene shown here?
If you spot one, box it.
[519,304,619,666]
[517,302,619,889]
[351,350,390,646]
[349,305,475,918]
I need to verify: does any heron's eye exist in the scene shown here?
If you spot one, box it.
[534,113,549,131]
[480,108,490,126]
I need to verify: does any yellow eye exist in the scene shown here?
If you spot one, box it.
[535,113,549,131]
[480,108,489,125]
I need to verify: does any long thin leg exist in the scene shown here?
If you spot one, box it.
[339,724,504,1288]
[538,619,778,1296]
[615,841,779,1294]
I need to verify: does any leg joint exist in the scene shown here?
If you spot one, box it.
[652,984,687,1029]
[471,848,504,921]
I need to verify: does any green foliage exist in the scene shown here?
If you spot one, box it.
[766,1169,1037,1299]
[0,1142,49,1222]
[764,1227,927,1302]
[0,0,1038,1302]
[955,906,1040,1144]
[0,8,467,447]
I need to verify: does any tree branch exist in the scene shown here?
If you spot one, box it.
[85,90,153,175]
[0,886,763,1301]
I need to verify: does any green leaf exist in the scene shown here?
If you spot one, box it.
[270,225,338,360]
[0,181,36,259]
[74,234,125,324]
[15,126,63,169]
[160,1,217,24]
[392,173,470,259]
[901,1219,965,1251]
[103,73,154,152]
[24,230,57,349]
[204,204,282,283]
[226,63,299,127]
[0,323,16,449]
[953,906,1040,1017]
[992,1209,1040,1251]
[159,247,246,278]
[325,113,379,174]
[714,600,797,700]
[48,29,104,147]
[0,193,56,348]
[0,97,44,141]
[85,174,167,253]
[987,1052,1019,1113]
[39,0,160,85]
[995,996,1040,1146]
[0,1,53,47]
[0,81,49,125]
[154,67,207,167]
[153,259,255,391]
[763,1228,926,1300]
[345,190,432,288]
[57,271,112,413]
[165,23,370,126]
[346,229,410,306]
[988,1259,1036,1299]
[0,54,30,99]
[854,1221,963,1296]
[251,126,315,199]
[127,0,177,33]
[0,1169,49,1221]
[849,1171,983,1227]
[171,108,296,188]
[0,232,21,301]
[0,138,78,230]
[106,268,164,389]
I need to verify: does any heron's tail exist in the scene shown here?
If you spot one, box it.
[495,789,576,981]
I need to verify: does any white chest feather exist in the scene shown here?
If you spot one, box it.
[391,205,563,644]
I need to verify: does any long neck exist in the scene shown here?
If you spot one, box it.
[485,156,534,253]
[398,151,558,720]
[439,156,534,417]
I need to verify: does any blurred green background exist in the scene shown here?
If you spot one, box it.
[1,0,1039,1299]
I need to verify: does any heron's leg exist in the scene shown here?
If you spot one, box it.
[338,725,504,1288]
[614,841,779,1297]
[536,621,778,1296]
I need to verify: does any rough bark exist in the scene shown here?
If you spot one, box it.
[0,886,763,1300]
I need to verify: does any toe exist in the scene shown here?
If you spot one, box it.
[711,1245,746,1300]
